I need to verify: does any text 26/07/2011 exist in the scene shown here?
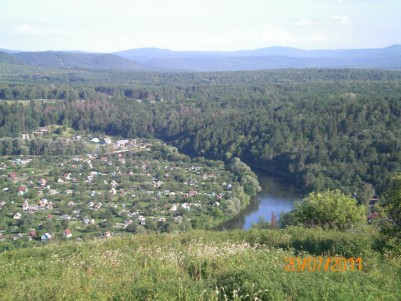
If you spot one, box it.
[284,257,362,272]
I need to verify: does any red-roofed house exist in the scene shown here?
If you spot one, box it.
[189,190,198,197]
[28,231,37,238]
[18,186,27,196]
[64,229,72,238]
[9,173,17,181]
[37,179,47,187]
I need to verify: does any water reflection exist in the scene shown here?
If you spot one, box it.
[219,173,302,230]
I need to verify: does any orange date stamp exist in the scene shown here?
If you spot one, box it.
[283,257,362,272]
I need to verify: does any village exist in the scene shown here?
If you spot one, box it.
[0,131,246,247]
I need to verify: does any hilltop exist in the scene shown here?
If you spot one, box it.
[0,228,400,300]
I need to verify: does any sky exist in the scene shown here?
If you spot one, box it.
[0,0,400,52]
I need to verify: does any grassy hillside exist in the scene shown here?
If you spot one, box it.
[1,228,400,300]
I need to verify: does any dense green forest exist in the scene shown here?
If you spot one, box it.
[1,68,401,198]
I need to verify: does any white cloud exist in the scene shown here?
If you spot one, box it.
[12,24,43,36]
[12,23,77,39]
[237,25,296,45]
[200,36,225,48]
[332,15,351,25]
[296,19,316,27]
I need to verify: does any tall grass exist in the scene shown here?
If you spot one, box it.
[0,228,400,300]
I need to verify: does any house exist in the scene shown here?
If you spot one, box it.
[13,212,22,220]
[37,179,47,187]
[61,214,71,220]
[138,216,146,225]
[102,138,112,144]
[188,190,198,197]
[174,216,183,223]
[102,231,112,238]
[22,200,29,211]
[115,139,129,148]
[18,186,27,196]
[67,201,76,207]
[90,138,100,143]
[39,198,48,207]
[41,233,52,241]
[27,204,38,212]
[21,133,30,140]
[39,128,49,135]
[8,173,17,181]
[367,212,380,223]
[124,220,133,227]
[28,231,37,239]
[64,229,72,238]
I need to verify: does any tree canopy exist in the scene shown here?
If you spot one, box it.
[380,174,401,250]
[286,190,366,230]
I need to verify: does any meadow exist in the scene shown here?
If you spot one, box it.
[0,227,399,301]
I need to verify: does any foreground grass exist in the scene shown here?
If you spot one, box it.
[0,228,400,301]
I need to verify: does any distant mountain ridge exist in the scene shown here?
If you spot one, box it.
[113,45,401,71]
[0,45,400,71]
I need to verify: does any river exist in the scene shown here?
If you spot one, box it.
[220,172,302,230]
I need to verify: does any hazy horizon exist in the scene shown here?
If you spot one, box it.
[1,0,400,53]
[1,44,400,54]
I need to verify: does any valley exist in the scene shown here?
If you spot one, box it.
[0,61,400,300]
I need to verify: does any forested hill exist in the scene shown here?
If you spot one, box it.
[2,51,146,70]
[0,51,21,65]
[1,68,401,198]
